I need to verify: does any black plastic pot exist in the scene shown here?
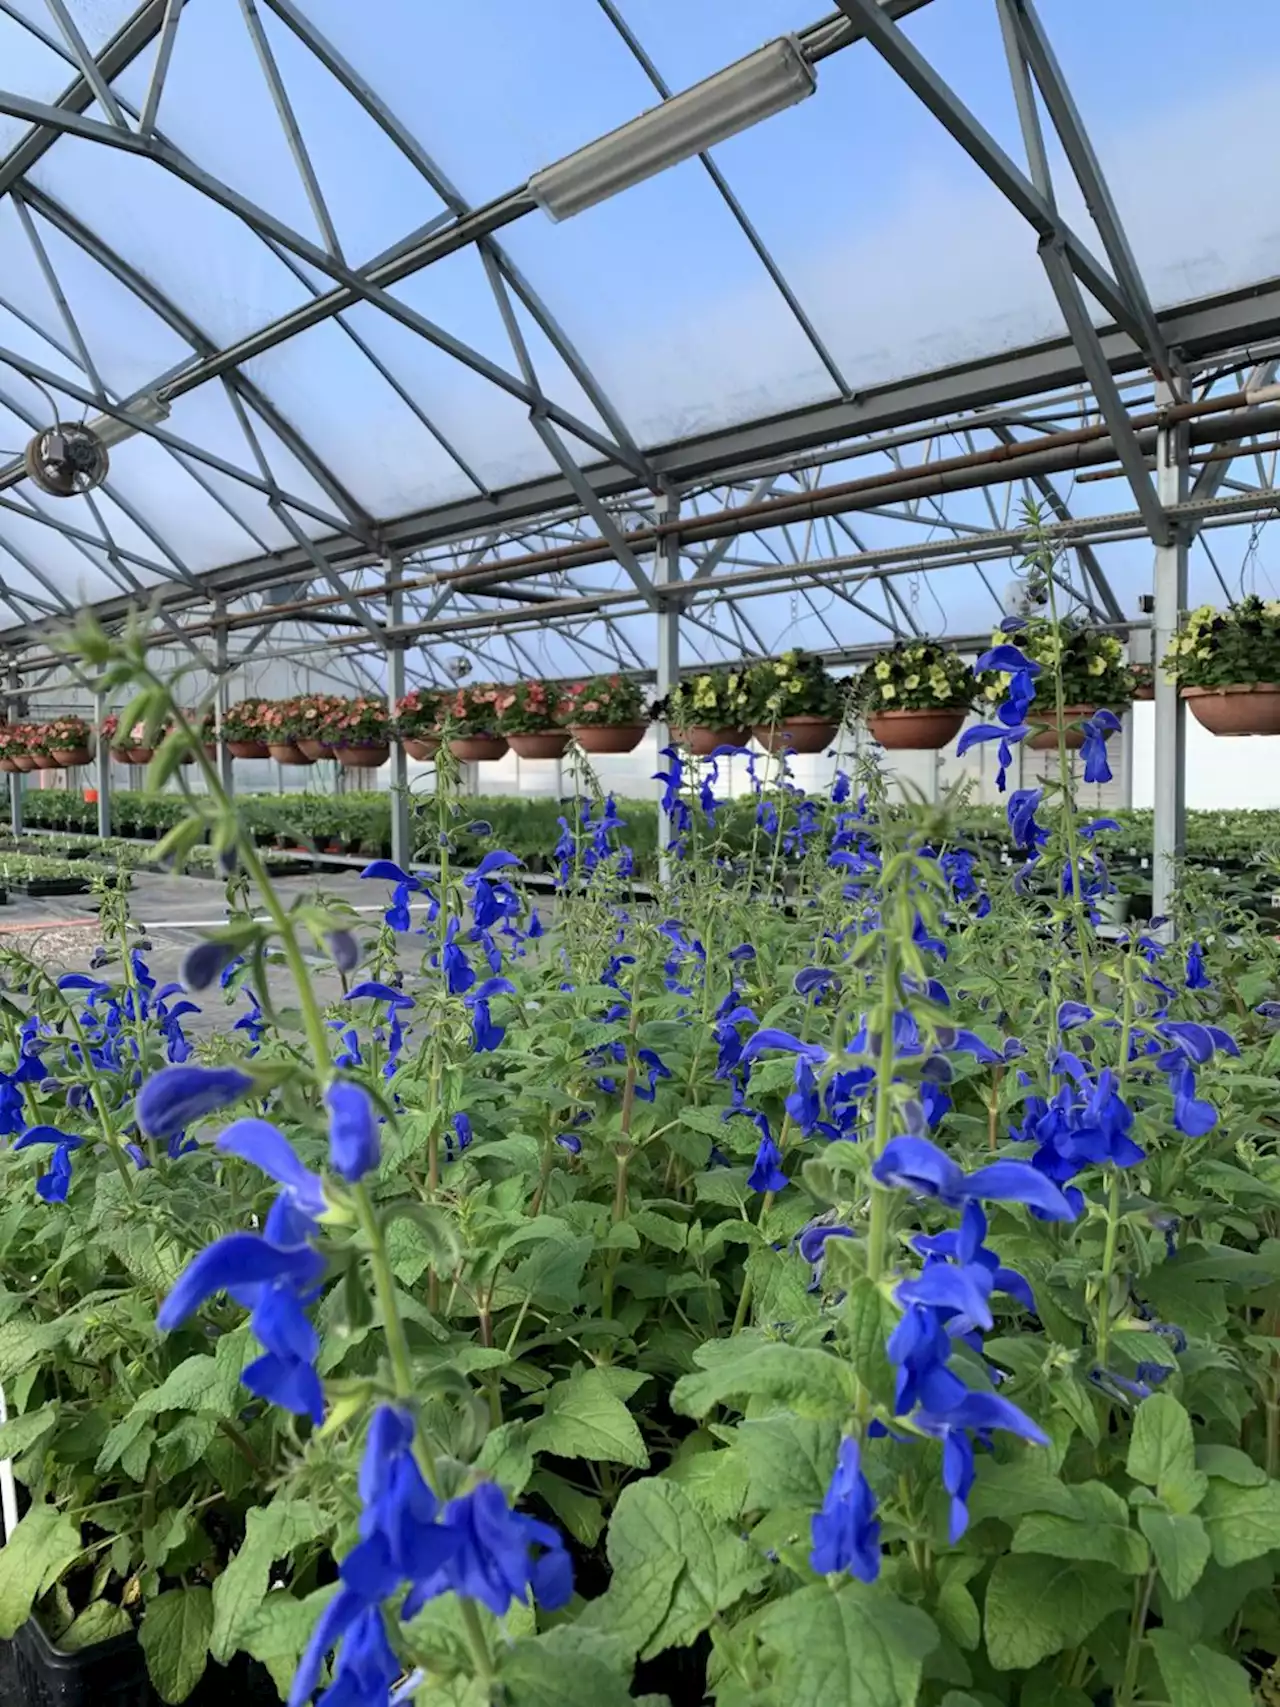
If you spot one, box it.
[10,1618,280,1707]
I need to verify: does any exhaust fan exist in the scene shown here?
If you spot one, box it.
[24,422,110,497]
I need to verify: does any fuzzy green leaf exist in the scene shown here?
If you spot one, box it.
[139,1586,213,1705]
[1012,1481,1149,1575]
[754,1582,938,1707]
[1148,1628,1253,1707]
[1200,1475,1280,1566]
[529,1368,649,1468]
[1127,1395,1206,1512]
[210,1499,329,1664]
[0,1506,81,1639]
[1137,1509,1211,1601]
[983,1555,1127,1670]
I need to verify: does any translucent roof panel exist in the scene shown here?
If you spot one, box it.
[0,0,1274,654]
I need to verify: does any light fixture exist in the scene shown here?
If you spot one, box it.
[86,392,170,449]
[528,36,816,222]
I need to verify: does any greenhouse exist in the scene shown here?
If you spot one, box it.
[0,1,1277,1704]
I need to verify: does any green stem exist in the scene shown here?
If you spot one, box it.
[353,1182,439,1486]
[1096,1168,1122,1370]
[1118,1567,1156,1707]
[865,937,900,1283]
[1042,566,1095,1003]
[459,1596,494,1685]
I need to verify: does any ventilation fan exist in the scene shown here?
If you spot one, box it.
[23,422,110,497]
[446,655,473,680]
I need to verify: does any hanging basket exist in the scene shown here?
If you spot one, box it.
[12,753,38,772]
[449,734,509,762]
[866,709,967,751]
[507,729,572,760]
[298,738,332,762]
[402,735,440,761]
[267,741,314,766]
[1183,683,1280,736]
[676,725,751,757]
[334,743,390,769]
[49,746,92,768]
[569,723,645,755]
[228,739,270,759]
[124,746,155,765]
[1026,705,1098,751]
[751,716,838,756]
[32,750,57,769]
[0,758,18,773]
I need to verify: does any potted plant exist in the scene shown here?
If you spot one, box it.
[563,674,647,754]
[978,617,1132,750]
[443,683,509,761]
[1165,596,1280,735]
[668,666,751,754]
[46,714,94,768]
[853,642,973,749]
[0,726,25,773]
[320,697,391,768]
[223,699,271,760]
[1130,662,1155,702]
[28,724,58,769]
[292,692,347,761]
[396,688,441,760]
[258,697,315,766]
[496,679,571,760]
[745,650,845,753]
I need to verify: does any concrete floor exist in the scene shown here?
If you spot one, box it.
[0,867,411,1027]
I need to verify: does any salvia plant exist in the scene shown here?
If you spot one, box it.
[0,509,1274,1707]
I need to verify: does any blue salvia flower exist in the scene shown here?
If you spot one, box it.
[137,1064,255,1142]
[441,919,475,996]
[466,977,515,1054]
[346,981,415,1012]
[810,1437,880,1581]
[327,929,360,973]
[872,1135,1076,1220]
[14,1127,83,1203]
[179,938,241,992]
[1079,708,1120,785]
[402,1480,573,1620]
[325,1083,380,1183]
[748,1127,788,1194]
[1184,940,1211,990]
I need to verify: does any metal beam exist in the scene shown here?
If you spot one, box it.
[1152,388,1188,923]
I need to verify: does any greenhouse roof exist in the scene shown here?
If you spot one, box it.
[1,0,1280,693]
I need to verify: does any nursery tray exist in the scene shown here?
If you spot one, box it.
[9,1617,279,1707]
[9,879,89,898]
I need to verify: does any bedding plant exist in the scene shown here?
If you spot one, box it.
[1163,594,1280,686]
[667,665,752,730]
[561,674,646,728]
[493,680,568,735]
[0,515,1275,1706]
[743,648,845,722]
[852,641,974,713]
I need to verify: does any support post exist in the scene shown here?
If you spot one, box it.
[653,493,680,882]
[7,661,21,838]
[94,689,111,839]
[214,601,234,797]
[1152,388,1189,925]
[1117,704,1134,811]
[386,558,411,871]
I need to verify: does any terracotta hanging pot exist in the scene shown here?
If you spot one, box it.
[676,725,751,757]
[228,739,270,759]
[1183,683,1280,736]
[507,729,572,760]
[125,746,155,765]
[335,743,390,769]
[32,751,57,770]
[11,754,37,772]
[297,738,332,762]
[751,716,838,756]
[1133,682,1155,702]
[0,758,18,773]
[1026,705,1097,751]
[49,746,92,768]
[402,735,440,761]
[267,741,314,765]
[449,734,508,762]
[866,708,967,751]
[569,723,645,755]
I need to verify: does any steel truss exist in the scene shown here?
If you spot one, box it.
[0,0,1276,879]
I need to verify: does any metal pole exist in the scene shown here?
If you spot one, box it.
[94,688,111,838]
[653,492,680,881]
[1117,704,1134,811]
[7,660,21,838]
[1152,386,1188,924]
[214,601,234,797]
[386,557,410,870]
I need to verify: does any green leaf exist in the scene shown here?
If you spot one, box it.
[529,1368,648,1468]
[629,1210,687,1252]
[966,1459,1078,1526]
[1200,1475,1280,1566]
[1194,1445,1266,1486]
[842,1279,898,1408]
[498,1638,635,1707]
[129,1354,238,1419]
[935,1578,981,1652]
[61,1600,132,1650]
[671,1341,858,1419]
[983,1555,1127,1670]
[139,1587,213,1705]
[1012,1481,1149,1575]
[240,1587,336,1700]
[754,1582,938,1707]
[210,1499,329,1663]
[0,1404,55,1460]
[0,1506,82,1639]
[0,1318,69,1382]
[1148,1628,1254,1707]
[589,1478,766,1661]
[1126,1395,1206,1512]
[528,1472,605,1548]
[735,1415,841,1510]
[1137,1509,1211,1601]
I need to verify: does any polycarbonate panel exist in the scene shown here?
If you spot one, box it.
[0,10,75,152]
[4,0,139,53]
[498,155,839,446]
[29,139,314,344]
[1042,0,1280,308]
[614,0,830,88]
[284,0,666,206]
